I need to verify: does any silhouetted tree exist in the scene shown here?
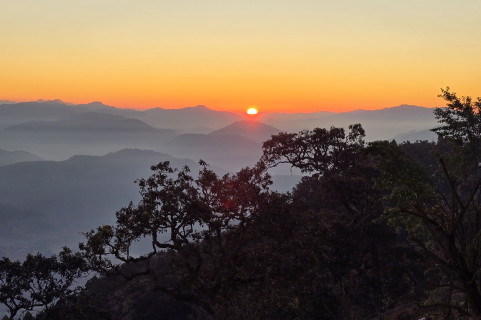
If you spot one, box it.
[0,249,86,320]
[260,124,365,176]
[80,160,275,318]
[260,124,426,319]
[369,89,481,317]
[0,257,30,319]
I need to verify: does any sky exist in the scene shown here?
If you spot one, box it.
[1,0,480,113]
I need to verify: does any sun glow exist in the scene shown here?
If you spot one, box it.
[247,107,258,115]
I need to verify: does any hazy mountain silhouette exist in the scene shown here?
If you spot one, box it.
[0,113,178,160]
[0,100,444,266]
[0,101,242,134]
[167,133,261,172]
[138,105,242,133]
[209,120,281,143]
[260,110,333,130]
[0,100,437,140]
[0,100,442,175]
[0,100,16,105]
[0,148,43,166]
[261,105,438,141]
[0,144,295,259]
[0,149,199,257]
[5,112,159,133]
[0,100,79,128]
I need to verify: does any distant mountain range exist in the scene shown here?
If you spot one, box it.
[0,147,299,258]
[260,104,439,141]
[0,100,242,133]
[0,100,440,257]
[0,99,441,174]
[5,112,158,133]
[0,149,199,258]
[0,100,439,140]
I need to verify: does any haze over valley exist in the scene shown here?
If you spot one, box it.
[0,100,439,258]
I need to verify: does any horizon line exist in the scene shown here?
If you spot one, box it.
[0,98,436,114]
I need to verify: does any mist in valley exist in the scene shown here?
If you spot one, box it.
[0,100,439,259]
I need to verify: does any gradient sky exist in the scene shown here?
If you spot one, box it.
[1,0,480,113]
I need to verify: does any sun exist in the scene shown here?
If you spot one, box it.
[247,107,258,115]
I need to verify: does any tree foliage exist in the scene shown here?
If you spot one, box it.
[260,124,365,175]
[78,160,275,317]
[433,87,481,151]
[0,248,86,319]
[369,89,481,318]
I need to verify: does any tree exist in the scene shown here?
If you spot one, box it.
[0,249,86,320]
[80,161,204,276]
[369,89,481,317]
[260,124,425,319]
[0,258,30,320]
[260,124,365,176]
[79,160,276,318]
[433,87,481,160]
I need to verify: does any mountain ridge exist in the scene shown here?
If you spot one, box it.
[209,120,281,143]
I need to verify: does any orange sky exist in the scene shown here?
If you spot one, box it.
[1,0,480,113]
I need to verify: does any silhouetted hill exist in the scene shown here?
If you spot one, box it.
[167,133,261,171]
[0,100,78,128]
[0,148,43,166]
[261,105,438,141]
[209,120,281,143]
[138,105,242,133]
[74,101,130,113]
[0,100,441,165]
[0,100,438,141]
[0,113,178,160]
[0,100,16,105]
[5,112,158,133]
[0,149,198,257]
[0,101,241,134]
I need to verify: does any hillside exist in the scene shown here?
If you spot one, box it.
[0,113,177,160]
[5,112,159,133]
[0,149,198,258]
[167,133,261,171]
[209,120,281,143]
[0,148,42,166]
[261,105,438,141]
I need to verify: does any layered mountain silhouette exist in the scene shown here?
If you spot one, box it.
[0,149,199,258]
[0,100,441,258]
[167,133,261,172]
[1,100,439,141]
[0,148,42,167]
[209,120,281,143]
[0,112,178,160]
[260,104,439,141]
[5,112,159,133]
[0,100,81,128]
[165,121,282,171]
[0,101,242,133]
[138,105,242,133]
